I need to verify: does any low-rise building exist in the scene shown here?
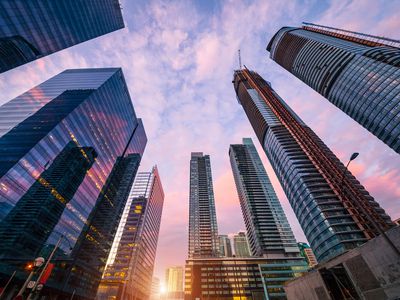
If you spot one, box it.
[285,226,400,300]
[185,257,308,300]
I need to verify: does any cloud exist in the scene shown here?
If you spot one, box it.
[0,0,399,284]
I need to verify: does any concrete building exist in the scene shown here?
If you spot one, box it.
[285,226,400,300]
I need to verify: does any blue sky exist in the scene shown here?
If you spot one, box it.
[0,0,399,282]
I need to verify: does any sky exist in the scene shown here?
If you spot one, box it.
[0,0,400,283]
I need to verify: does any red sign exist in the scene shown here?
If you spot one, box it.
[39,263,55,284]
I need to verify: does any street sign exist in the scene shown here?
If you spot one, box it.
[36,284,44,291]
[27,281,36,289]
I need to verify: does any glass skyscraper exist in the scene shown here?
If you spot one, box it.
[233,68,393,263]
[0,68,147,299]
[232,232,251,257]
[188,153,219,258]
[267,22,400,153]
[230,138,301,258]
[0,0,124,73]
[98,167,164,300]
[218,235,233,257]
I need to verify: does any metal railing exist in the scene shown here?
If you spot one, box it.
[302,22,400,48]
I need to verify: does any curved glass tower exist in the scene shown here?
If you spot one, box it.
[233,68,393,262]
[267,23,400,153]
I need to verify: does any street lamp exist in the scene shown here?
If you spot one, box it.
[14,257,45,298]
[27,233,73,300]
[340,152,359,184]
[340,152,400,257]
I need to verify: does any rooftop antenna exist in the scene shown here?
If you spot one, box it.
[238,49,242,69]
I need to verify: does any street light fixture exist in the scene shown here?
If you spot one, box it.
[340,152,400,257]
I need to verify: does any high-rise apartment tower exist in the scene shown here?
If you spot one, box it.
[233,68,393,262]
[230,138,301,257]
[267,22,400,153]
[188,153,219,258]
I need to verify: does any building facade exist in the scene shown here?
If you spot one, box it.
[97,167,164,300]
[165,266,184,299]
[233,68,393,263]
[285,226,400,300]
[230,138,300,258]
[218,235,233,257]
[0,0,124,73]
[233,232,251,258]
[185,257,308,300]
[297,243,318,268]
[0,68,147,299]
[267,22,400,153]
[188,153,219,258]
[151,277,161,300]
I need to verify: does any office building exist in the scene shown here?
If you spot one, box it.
[150,277,161,300]
[267,22,400,153]
[232,232,251,258]
[0,0,124,73]
[297,243,318,268]
[230,138,301,258]
[184,257,308,300]
[0,68,147,299]
[97,167,164,300]
[165,266,184,299]
[188,153,219,258]
[218,235,233,257]
[233,68,393,263]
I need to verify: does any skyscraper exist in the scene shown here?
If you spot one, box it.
[267,22,400,153]
[0,68,147,299]
[188,153,219,258]
[98,167,164,300]
[165,266,184,299]
[0,0,124,73]
[218,235,233,257]
[230,138,300,258]
[233,68,393,262]
[232,232,251,257]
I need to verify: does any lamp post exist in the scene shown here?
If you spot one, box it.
[27,234,68,300]
[14,257,45,299]
[340,153,400,256]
